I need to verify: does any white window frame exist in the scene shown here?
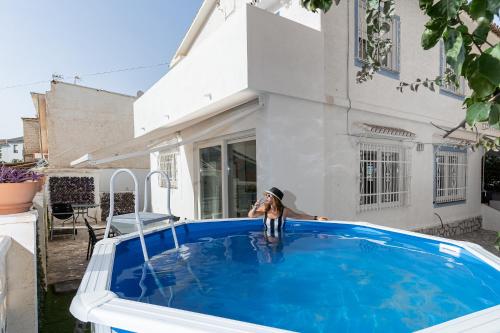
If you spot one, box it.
[195,130,256,219]
[356,0,400,73]
[434,146,467,205]
[439,42,466,96]
[157,150,179,189]
[358,141,411,212]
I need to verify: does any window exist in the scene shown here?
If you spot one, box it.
[359,142,411,211]
[356,0,400,73]
[158,150,178,189]
[13,144,18,153]
[198,133,256,219]
[439,42,466,96]
[434,147,467,204]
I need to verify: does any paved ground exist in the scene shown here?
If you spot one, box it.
[47,220,106,285]
[447,229,499,257]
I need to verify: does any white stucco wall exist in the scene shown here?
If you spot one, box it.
[247,5,324,103]
[323,0,468,128]
[0,211,38,333]
[0,142,23,163]
[134,6,249,137]
[45,82,146,169]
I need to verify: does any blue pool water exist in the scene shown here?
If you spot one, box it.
[110,221,500,332]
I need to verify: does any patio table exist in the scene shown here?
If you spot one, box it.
[71,203,99,224]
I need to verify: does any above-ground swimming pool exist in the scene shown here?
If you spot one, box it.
[71,219,500,333]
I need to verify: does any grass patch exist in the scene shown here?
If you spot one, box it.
[39,285,89,333]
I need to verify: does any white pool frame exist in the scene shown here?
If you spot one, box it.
[70,219,500,333]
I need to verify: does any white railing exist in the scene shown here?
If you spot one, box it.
[435,149,467,204]
[359,142,411,211]
[0,237,11,333]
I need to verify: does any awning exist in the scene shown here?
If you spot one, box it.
[71,96,263,167]
[360,123,416,139]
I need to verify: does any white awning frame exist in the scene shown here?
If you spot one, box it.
[71,96,264,167]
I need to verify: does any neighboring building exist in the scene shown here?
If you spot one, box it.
[22,118,42,162]
[29,81,150,217]
[0,137,24,163]
[74,0,500,231]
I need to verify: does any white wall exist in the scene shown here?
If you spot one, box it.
[0,142,23,162]
[0,211,38,333]
[481,204,500,232]
[323,0,469,128]
[247,5,324,103]
[134,7,249,137]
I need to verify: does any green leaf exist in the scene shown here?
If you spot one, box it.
[367,0,379,10]
[487,0,500,16]
[428,0,462,18]
[466,102,491,125]
[469,0,488,19]
[468,71,496,98]
[477,44,500,87]
[421,19,446,49]
[444,29,465,76]
[473,17,491,46]
[419,0,434,10]
[490,104,500,129]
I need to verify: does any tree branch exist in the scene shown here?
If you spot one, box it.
[443,119,467,138]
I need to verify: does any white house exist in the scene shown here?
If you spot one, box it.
[73,0,500,233]
[0,137,24,163]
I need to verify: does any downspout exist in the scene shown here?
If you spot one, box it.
[346,0,352,135]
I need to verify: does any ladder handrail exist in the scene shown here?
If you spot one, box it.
[143,170,171,215]
[144,170,179,249]
[105,169,149,262]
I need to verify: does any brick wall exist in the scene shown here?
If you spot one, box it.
[22,118,41,162]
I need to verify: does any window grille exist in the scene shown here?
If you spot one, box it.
[359,142,411,211]
[158,150,178,189]
[439,42,466,96]
[357,0,400,73]
[434,148,467,204]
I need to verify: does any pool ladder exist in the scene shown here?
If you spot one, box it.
[104,169,179,262]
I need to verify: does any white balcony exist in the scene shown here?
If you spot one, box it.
[134,4,324,137]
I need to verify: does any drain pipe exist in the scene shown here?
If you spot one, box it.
[345,0,352,135]
[434,212,444,229]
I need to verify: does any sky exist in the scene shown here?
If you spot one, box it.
[0,0,203,139]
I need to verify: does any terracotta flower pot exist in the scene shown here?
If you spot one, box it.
[0,182,40,215]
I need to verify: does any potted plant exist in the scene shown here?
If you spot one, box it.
[0,166,43,214]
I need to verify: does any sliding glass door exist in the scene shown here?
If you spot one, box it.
[198,134,256,219]
[228,140,257,217]
[199,145,223,219]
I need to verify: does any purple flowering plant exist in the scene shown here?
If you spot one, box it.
[0,165,43,183]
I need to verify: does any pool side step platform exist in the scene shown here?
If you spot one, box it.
[415,304,500,332]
